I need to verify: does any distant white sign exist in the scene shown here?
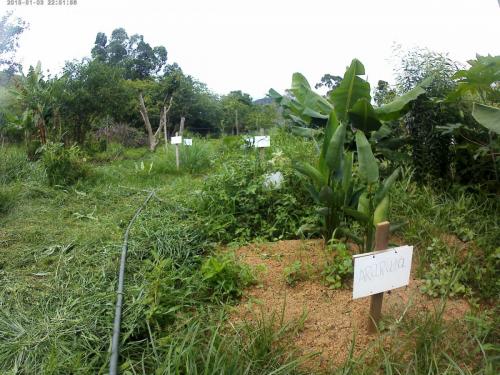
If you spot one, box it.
[254,135,270,148]
[352,245,413,299]
[171,136,182,145]
[183,138,193,146]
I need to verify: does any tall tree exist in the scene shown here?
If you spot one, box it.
[0,12,27,75]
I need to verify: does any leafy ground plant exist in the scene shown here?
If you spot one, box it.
[322,240,353,289]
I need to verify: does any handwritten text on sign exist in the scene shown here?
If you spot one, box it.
[352,245,413,299]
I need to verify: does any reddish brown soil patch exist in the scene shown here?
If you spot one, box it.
[231,240,469,370]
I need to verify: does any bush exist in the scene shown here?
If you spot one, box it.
[198,151,315,243]
[201,253,255,300]
[41,143,89,186]
[94,123,147,148]
[322,241,353,289]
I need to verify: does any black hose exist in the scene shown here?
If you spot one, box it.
[109,191,155,375]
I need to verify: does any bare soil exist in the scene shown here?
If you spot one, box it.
[230,239,470,370]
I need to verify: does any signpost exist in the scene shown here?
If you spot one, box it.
[254,135,271,148]
[352,221,414,333]
[183,139,193,146]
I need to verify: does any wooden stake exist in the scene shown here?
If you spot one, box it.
[163,106,168,153]
[368,221,390,334]
[259,127,265,161]
[175,131,180,171]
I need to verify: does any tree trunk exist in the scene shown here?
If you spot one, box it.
[138,92,156,151]
[235,109,239,135]
[179,117,185,136]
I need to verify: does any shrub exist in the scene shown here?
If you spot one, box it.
[283,260,307,286]
[41,143,89,186]
[198,151,315,243]
[94,123,147,148]
[322,241,353,289]
[201,253,255,300]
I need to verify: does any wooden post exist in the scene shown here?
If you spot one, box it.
[235,110,239,135]
[175,131,180,171]
[259,127,265,161]
[367,221,390,333]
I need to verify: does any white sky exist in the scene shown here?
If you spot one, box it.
[7,0,500,99]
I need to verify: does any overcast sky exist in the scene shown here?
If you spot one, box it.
[8,0,500,99]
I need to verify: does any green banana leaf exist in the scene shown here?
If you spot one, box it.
[374,167,400,207]
[325,123,347,173]
[294,162,326,187]
[373,196,389,224]
[375,80,429,121]
[342,152,353,193]
[330,58,371,123]
[348,98,382,133]
[343,207,369,224]
[355,131,379,184]
[472,103,500,135]
[319,186,335,206]
[319,111,339,174]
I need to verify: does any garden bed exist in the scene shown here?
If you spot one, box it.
[231,239,470,369]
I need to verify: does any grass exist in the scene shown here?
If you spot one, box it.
[0,132,498,374]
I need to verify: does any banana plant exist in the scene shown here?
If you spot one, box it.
[295,111,359,242]
[274,58,427,247]
[343,131,400,252]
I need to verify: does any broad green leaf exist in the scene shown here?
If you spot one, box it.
[355,131,379,184]
[290,125,321,138]
[343,207,369,223]
[373,196,389,225]
[375,82,427,121]
[357,192,369,216]
[302,107,329,119]
[348,98,382,133]
[325,123,346,174]
[268,88,282,100]
[291,72,311,102]
[330,59,371,123]
[294,162,326,186]
[374,167,400,207]
[319,111,339,173]
[472,103,500,135]
[319,186,334,206]
[342,152,353,193]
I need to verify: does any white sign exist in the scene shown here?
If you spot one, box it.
[352,245,413,299]
[254,135,270,148]
[171,136,182,145]
[183,138,193,146]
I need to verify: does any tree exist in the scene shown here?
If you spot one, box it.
[394,47,461,183]
[0,12,27,75]
[220,91,253,135]
[91,28,167,80]
[57,59,130,144]
[12,63,50,144]
[315,74,342,94]
[373,80,396,106]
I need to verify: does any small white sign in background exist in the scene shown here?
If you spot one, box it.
[171,136,182,145]
[352,245,413,299]
[254,135,270,148]
[183,138,193,146]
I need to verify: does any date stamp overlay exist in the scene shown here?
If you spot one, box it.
[6,0,78,6]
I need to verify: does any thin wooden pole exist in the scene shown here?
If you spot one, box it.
[259,127,265,161]
[367,221,390,334]
[175,131,180,171]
